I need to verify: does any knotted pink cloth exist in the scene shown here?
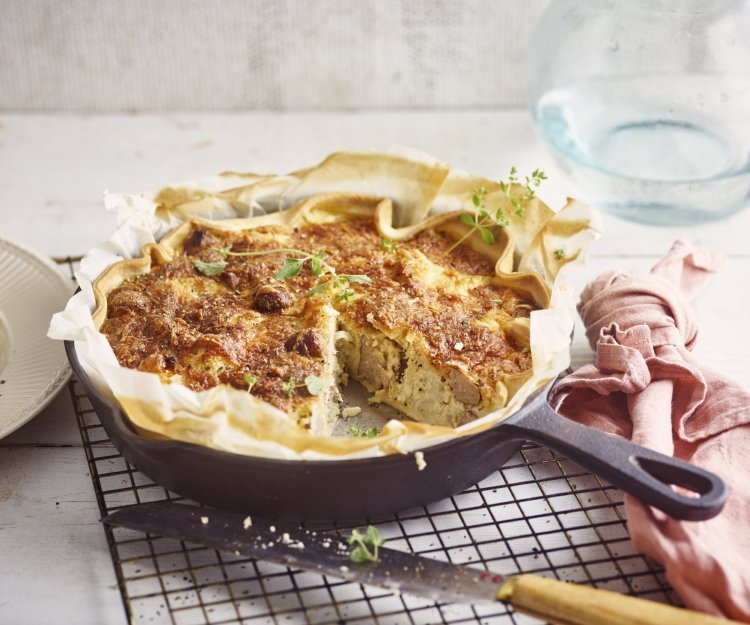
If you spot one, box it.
[549,240,750,621]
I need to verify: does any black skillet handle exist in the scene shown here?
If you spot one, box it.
[501,398,728,521]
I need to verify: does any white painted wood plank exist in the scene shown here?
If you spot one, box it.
[0,1,549,111]
[1,112,748,259]
[0,446,122,625]
[0,112,747,625]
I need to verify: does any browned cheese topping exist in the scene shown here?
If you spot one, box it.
[101,218,537,416]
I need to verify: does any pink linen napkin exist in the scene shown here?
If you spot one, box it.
[548,240,750,621]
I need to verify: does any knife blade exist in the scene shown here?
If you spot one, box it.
[102,502,737,625]
[103,501,500,605]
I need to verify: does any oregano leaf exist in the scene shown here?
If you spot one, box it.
[274,258,303,280]
[193,258,227,277]
[479,227,495,245]
[304,375,326,396]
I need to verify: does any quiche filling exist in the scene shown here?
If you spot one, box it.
[100,211,539,435]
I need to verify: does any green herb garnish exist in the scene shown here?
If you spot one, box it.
[342,274,372,284]
[193,246,371,301]
[281,376,297,398]
[337,288,355,302]
[305,273,373,301]
[446,167,547,254]
[281,374,326,398]
[380,238,398,253]
[446,187,507,254]
[553,248,565,260]
[500,166,548,217]
[193,258,228,276]
[349,425,379,438]
[304,375,326,396]
[304,282,329,297]
[274,257,305,280]
[348,526,386,563]
[243,374,257,392]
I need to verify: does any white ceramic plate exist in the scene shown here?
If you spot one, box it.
[0,237,73,439]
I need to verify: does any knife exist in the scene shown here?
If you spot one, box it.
[103,502,735,625]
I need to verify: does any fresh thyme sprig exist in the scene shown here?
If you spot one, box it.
[281,374,326,398]
[349,425,379,438]
[243,374,257,392]
[446,166,547,255]
[380,238,398,253]
[445,187,507,254]
[305,273,371,301]
[192,246,372,299]
[193,247,331,280]
[348,526,386,563]
[499,166,548,217]
[254,248,332,281]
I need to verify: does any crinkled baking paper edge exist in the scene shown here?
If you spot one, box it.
[49,147,601,460]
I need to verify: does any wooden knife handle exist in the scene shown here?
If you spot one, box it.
[498,574,739,625]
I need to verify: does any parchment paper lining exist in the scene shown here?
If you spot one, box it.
[49,148,600,460]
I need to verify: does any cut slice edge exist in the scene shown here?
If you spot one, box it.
[334,317,524,431]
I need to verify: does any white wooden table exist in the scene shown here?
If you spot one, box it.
[1,111,748,624]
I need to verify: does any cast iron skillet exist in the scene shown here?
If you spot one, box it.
[66,341,727,523]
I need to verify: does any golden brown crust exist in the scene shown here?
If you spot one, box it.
[100,248,331,415]
[54,150,600,459]
[96,193,550,424]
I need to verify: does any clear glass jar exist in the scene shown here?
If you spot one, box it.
[527,0,750,225]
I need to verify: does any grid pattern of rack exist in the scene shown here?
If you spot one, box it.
[68,380,679,625]
[57,256,680,625]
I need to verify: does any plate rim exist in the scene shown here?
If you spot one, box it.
[0,235,73,440]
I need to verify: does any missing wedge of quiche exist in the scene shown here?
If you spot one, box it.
[50,149,600,459]
[94,194,548,435]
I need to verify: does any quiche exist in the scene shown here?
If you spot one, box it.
[94,193,550,435]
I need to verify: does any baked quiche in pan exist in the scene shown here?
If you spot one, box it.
[95,193,549,435]
[51,149,598,459]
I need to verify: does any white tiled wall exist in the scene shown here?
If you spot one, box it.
[1,0,550,111]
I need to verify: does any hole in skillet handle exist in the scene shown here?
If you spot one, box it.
[500,379,728,522]
[629,454,727,509]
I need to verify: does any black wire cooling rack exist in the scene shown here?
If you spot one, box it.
[58,256,680,625]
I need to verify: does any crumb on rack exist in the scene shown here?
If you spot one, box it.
[243,516,252,529]
[415,451,426,471]
[342,406,362,418]
[200,516,209,525]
